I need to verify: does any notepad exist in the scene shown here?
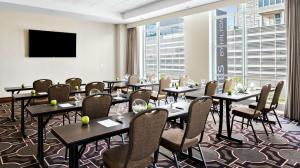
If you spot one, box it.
[58,103,73,108]
[38,92,47,95]
[114,97,124,100]
[98,119,120,127]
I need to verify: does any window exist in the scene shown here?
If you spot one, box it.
[142,18,184,80]
[212,0,287,101]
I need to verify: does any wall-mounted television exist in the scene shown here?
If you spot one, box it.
[29,30,76,57]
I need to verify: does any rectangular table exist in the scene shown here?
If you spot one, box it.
[162,87,199,102]
[127,82,159,91]
[51,103,189,168]
[14,89,86,138]
[26,95,129,167]
[103,80,126,94]
[212,91,264,144]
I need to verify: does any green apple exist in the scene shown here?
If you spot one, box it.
[116,77,120,81]
[50,100,57,106]
[227,90,232,95]
[21,84,25,88]
[147,103,154,110]
[175,83,179,89]
[74,86,79,90]
[31,90,36,95]
[81,116,90,125]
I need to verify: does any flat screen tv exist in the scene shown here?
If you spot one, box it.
[29,30,76,57]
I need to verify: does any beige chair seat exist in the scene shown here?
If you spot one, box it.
[249,102,271,110]
[161,128,199,151]
[232,106,262,118]
[151,91,166,100]
[103,144,154,168]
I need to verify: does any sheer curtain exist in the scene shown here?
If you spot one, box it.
[126,27,139,75]
[284,0,300,122]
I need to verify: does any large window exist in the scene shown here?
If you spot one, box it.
[142,18,184,80]
[212,0,287,100]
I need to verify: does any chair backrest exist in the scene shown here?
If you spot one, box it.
[82,94,112,120]
[85,82,105,96]
[66,78,82,90]
[33,79,52,93]
[270,81,284,108]
[128,75,139,85]
[256,84,271,111]
[204,81,218,96]
[48,84,70,103]
[128,89,151,112]
[158,78,171,95]
[182,97,213,144]
[222,79,233,93]
[126,108,168,165]
[179,75,189,87]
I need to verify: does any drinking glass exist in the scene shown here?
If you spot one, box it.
[201,79,206,88]
[116,89,121,97]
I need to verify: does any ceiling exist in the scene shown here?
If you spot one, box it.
[0,0,221,24]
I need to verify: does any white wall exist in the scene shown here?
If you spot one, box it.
[0,10,117,97]
[184,12,210,82]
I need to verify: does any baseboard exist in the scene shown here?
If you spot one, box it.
[0,97,12,103]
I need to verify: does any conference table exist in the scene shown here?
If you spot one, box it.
[51,102,191,168]
[162,86,200,102]
[103,80,127,94]
[26,94,129,167]
[127,82,159,91]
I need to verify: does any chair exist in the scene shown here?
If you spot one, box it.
[249,81,284,128]
[65,78,82,90]
[160,97,213,168]
[48,84,71,125]
[85,82,105,96]
[122,75,139,94]
[128,89,151,112]
[204,81,218,124]
[179,75,189,87]
[151,78,171,106]
[222,78,233,93]
[102,108,168,168]
[31,79,53,105]
[231,84,271,143]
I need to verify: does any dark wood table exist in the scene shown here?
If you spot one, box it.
[127,82,159,91]
[4,86,33,121]
[26,95,129,167]
[51,103,190,168]
[14,89,86,138]
[103,80,126,94]
[162,87,199,102]
[212,91,266,144]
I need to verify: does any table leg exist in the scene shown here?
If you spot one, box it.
[108,83,112,94]
[10,91,16,121]
[225,101,231,137]
[69,145,79,168]
[37,115,45,167]
[174,93,178,102]
[217,99,224,138]
[179,117,184,129]
[21,99,26,138]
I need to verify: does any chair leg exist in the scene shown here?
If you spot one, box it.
[188,148,193,157]
[265,114,274,133]
[154,149,159,166]
[121,134,125,144]
[67,113,71,124]
[106,138,111,149]
[172,153,180,168]
[249,120,259,143]
[65,147,68,159]
[74,111,77,123]
[273,109,282,128]
[247,119,250,128]
[241,117,244,129]
[230,115,235,134]
[198,144,207,168]
[63,114,65,126]
[210,111,216,124]
[259,116,269,136]
[95,141,98,151]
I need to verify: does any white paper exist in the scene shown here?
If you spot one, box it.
[114,97,124,100]
[58,103,73,108]
[38,92,47,95]
[98,119,120,127]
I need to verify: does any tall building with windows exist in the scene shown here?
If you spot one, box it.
[143,18,184,79]
[213,0,286,95]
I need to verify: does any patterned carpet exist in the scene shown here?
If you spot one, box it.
[0,101,300,168]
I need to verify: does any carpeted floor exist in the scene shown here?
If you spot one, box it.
[0,101,300,168]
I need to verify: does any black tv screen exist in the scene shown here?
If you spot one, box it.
[29,30,76,57]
